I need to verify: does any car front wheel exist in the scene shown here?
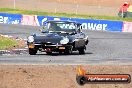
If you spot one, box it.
[29,48,37,55]
[76,75,87,85]
[64,47,73,55]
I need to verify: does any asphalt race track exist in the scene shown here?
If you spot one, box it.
[0,23,132,65]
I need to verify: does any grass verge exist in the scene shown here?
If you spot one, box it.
[0,8,132,22]
[0,35,18,50]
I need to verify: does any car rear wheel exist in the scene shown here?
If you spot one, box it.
[78,46,86,55]
[29,48,37,55]
[46,52,52,55]
[59,51,62,54]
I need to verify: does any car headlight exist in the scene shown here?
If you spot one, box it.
[27,36,34,43]
[60,37,69,44]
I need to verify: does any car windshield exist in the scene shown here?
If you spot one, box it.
[46,21,77,32]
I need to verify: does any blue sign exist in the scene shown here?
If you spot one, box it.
[37,16,123,32]
[37,16,69,26]
[0,13,22,24]
[0,13,123,32]
[75,19,123,32]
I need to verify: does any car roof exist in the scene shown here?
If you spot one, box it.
[47,20,81,25]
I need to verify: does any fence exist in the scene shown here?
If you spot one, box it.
[1,0,132,16]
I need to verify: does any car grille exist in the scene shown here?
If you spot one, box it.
[42,42,56,45]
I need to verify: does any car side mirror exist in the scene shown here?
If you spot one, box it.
[80,26,83,29]
[78,26,82,33]
[78,29,82,33]
[39,28,42,32]
[43,26,47,29]
[40,26,48,33]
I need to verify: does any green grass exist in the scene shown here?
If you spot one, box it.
[0,8,132,22]
[0,36,18,50]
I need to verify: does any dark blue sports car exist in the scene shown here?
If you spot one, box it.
[27,20,89,55]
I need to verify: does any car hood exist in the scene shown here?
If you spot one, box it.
[34,33,72,44]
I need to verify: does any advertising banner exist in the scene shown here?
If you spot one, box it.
[37,16,123,32]
[122,21,132,32]
[21,15,39,26]
[0,13,124,32]
[0,13,22,24]
[37,16,69,26]
[70,18,123,32]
